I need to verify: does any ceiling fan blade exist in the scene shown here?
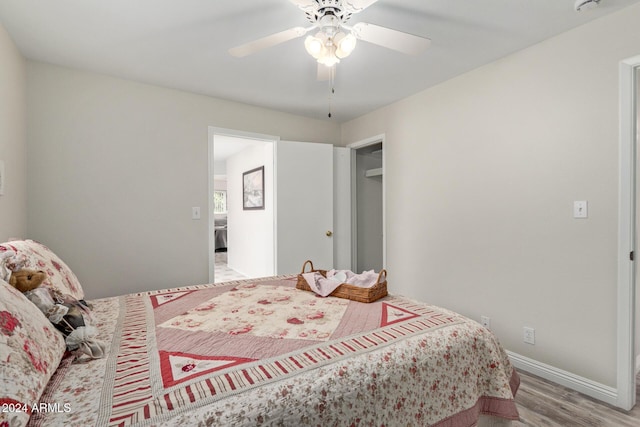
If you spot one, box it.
[289,0,317,12]
[352,22,431,55]
[229,27,309,58]
[317,63,335,81]
[343,0,380,13]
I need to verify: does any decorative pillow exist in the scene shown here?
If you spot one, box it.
[0,239,84,300]
[0,279,66,427]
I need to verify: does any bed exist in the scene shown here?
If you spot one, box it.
[214,218,227,252]
[1,239,519,427]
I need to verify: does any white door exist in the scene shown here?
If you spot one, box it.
[276,141,334,275]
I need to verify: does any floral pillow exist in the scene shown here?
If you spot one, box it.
[0,279,66,427]
[0,239,84,300]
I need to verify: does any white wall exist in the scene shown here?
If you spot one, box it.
[26,62,340,299]
[214,162,226,175]
[342,3,640,388]
[226,143,274,278]
[0,23,26,242]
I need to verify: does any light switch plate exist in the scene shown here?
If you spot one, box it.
[573,201,588,218]
[192,207,201,220]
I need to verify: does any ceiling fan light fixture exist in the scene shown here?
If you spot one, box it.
[317,45,340,67]
[304,35,325,58]
[305,31,344,66]
[335,32,357,58]
[229,0,433,76]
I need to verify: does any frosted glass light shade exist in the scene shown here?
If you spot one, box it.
[305,35,324,58]
[336,33,357,58]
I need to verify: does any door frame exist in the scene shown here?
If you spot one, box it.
[617,54,640,410]
[347,133,387,271]
[208,127,279,283]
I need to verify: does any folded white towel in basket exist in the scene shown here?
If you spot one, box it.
[342,270,379,288]
[303,269,379,297]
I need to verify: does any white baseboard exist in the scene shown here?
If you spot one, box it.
[507,351,618,407]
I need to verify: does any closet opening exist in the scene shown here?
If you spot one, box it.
[349,136,385,273]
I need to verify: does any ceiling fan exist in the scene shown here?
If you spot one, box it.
[229,0,431,76]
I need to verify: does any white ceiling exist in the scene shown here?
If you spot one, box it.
[0,0,638,122]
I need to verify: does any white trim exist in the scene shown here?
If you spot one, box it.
[210,127,279,143]
[507,351,618,407]
[273,141,279,274]
[208,127,279,283]
[349,149,357,269]
[347,133,386,150]
[617,56,640,411]
[207,127,216,283]
[346,134,387,270]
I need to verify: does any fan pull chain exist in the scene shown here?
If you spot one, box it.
[328,66,336,118]
[328,86,334,118]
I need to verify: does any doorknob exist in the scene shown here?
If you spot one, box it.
[326,230,333,237]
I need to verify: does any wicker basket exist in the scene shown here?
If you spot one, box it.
[296,260,388,303]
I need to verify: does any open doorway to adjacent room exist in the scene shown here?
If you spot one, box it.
[209,129,277,283]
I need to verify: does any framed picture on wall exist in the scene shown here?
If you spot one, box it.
[243,166,265,210]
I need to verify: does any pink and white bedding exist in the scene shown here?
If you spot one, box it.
[1,240,519,427]
[18,275,519,427]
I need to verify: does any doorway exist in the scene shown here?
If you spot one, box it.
[348,134,386,273]
[209,129,341,282]
[208,128,278,283]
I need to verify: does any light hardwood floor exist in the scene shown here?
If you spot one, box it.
[214,252,246,283]
[514,370,640,426]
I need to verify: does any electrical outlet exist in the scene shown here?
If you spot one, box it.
[523,327,535,345]
[480,316,491,329]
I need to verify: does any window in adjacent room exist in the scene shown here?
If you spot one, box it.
[214,190,227,213]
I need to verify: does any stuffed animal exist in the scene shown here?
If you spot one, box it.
[2,263,106,360]
[8,268,47,292]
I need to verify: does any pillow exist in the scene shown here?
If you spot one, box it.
[0,279,66,427]
[0,239,84,300]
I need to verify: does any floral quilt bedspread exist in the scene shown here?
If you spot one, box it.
[29,276,519,427]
